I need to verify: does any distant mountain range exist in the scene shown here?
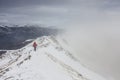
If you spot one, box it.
[0,25,59,50]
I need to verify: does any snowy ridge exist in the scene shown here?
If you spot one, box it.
[0,36,107,80]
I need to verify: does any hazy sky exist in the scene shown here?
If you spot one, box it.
[0,0,120,80]
[0,0,120,27]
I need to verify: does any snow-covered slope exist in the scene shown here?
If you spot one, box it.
[0,36,107,80]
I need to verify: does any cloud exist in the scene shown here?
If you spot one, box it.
[0,0,68,8]
[0,0,120,26]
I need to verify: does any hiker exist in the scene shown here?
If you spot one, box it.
[33,42,37,51]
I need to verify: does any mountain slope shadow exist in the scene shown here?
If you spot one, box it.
[0,25,59,50]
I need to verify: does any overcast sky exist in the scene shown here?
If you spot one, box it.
[0,0,120,80]
[0,0,120,27]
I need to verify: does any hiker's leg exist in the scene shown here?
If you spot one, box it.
[34,47,35,51]
[35,47,36,51]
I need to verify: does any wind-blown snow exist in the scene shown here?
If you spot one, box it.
[0,36,107,80]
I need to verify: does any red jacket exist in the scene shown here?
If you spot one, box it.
[33,42,37,47]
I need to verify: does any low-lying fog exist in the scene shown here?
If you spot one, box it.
[61,25,120,80]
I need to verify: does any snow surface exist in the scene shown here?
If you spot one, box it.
[0,36,107,80]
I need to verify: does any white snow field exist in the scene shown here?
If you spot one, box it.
[0,36,107,80]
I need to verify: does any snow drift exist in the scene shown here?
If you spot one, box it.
[0,36,107,80]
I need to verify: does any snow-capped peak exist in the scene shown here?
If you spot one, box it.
[0,36,107,80]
